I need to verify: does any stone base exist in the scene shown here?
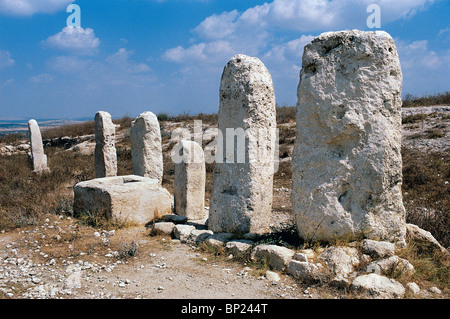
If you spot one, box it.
[73,175,172,225]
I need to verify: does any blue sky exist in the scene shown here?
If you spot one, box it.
[0,0,449,120]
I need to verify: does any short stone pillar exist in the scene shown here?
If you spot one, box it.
[173,140,206,220]
[130,111,163,184]
[291,30,406,246]
[208,54,277,235]
[73,175,172,225]
[28,119,50,173]
[94,111,117,178]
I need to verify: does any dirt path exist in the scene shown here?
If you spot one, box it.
[0,214,313,300]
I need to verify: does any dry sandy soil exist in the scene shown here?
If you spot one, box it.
[0,214,323,300]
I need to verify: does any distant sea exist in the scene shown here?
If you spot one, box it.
[0,118,91,136]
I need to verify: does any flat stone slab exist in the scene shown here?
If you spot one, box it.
[73,175,172,225]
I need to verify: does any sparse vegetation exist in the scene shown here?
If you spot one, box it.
[118,240,139,260]
[41,120,95,140]
[402,91,450,108]
[402,147,449,247]
[402,113,428,124]
[0,93,449,298]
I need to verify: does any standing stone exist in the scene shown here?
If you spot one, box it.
[28,119,50,173]
[208,54,277,234]
[94,111,117,178]
[130,111,163,184]
[174,140,206,220]
[291,30,406,246]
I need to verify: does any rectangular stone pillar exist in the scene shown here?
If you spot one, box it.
[130,111,163,184]
[291,30,406,246]
[94,111,117,178]
[174,140,206,220]
[28,119,50,174]
[208,54,277,235]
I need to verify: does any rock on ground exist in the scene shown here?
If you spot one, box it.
[251,244,295,270]
[351,273,405,299]
[361,239,396,259]
[73,175,172,225]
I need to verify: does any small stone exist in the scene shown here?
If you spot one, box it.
[150,222,175,237]
[361,239,395,259]
[287,260,321,282]
[265,271,280,284]
[173,224,195,243]
[351,273,405,299]
[226,240,253,257]
[293,252,308,262]
[160,214,188,224]
[406,282,420,294]
[251,244,295,270]
[428,286,442,294]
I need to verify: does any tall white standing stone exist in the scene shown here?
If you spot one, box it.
[130,111,163,184]
[94,111,117,178]
[28,119,50,173]
[174,140,206,220]
[208,54,277,234]
[291,30,406,246]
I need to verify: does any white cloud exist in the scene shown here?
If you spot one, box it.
[397,40,442,70]
[28,73,53,83]
[194,10,240,40]
[263,35,315,64]
[164,0,436,67]
[163,40,234,65]
[106,48,152,74]
[47,55,91,74]
[43,26,100,56]
[0,0,74,16]
[0,50,14,68]
[396,38,450,95]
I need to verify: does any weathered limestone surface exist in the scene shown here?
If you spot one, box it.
[130,111,163,183]
[208,54,277,234]
[73,175,171,225]
[291,30,406,246]
[351,273,405,299]
[94,111,117,178]
[251,244,295,270]
[28,119,50,173]
[174,140,206,220]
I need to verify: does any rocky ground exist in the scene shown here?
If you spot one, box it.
[0,214,311,300]
[0,105,449,300]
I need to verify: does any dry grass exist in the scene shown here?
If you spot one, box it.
[42,121,95,140]
[402,91,450,108]
[397,235,449,290]
[402,147,449,247]
[276,105,296,124]
[41,115,133,140]
[0,148,94,230]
